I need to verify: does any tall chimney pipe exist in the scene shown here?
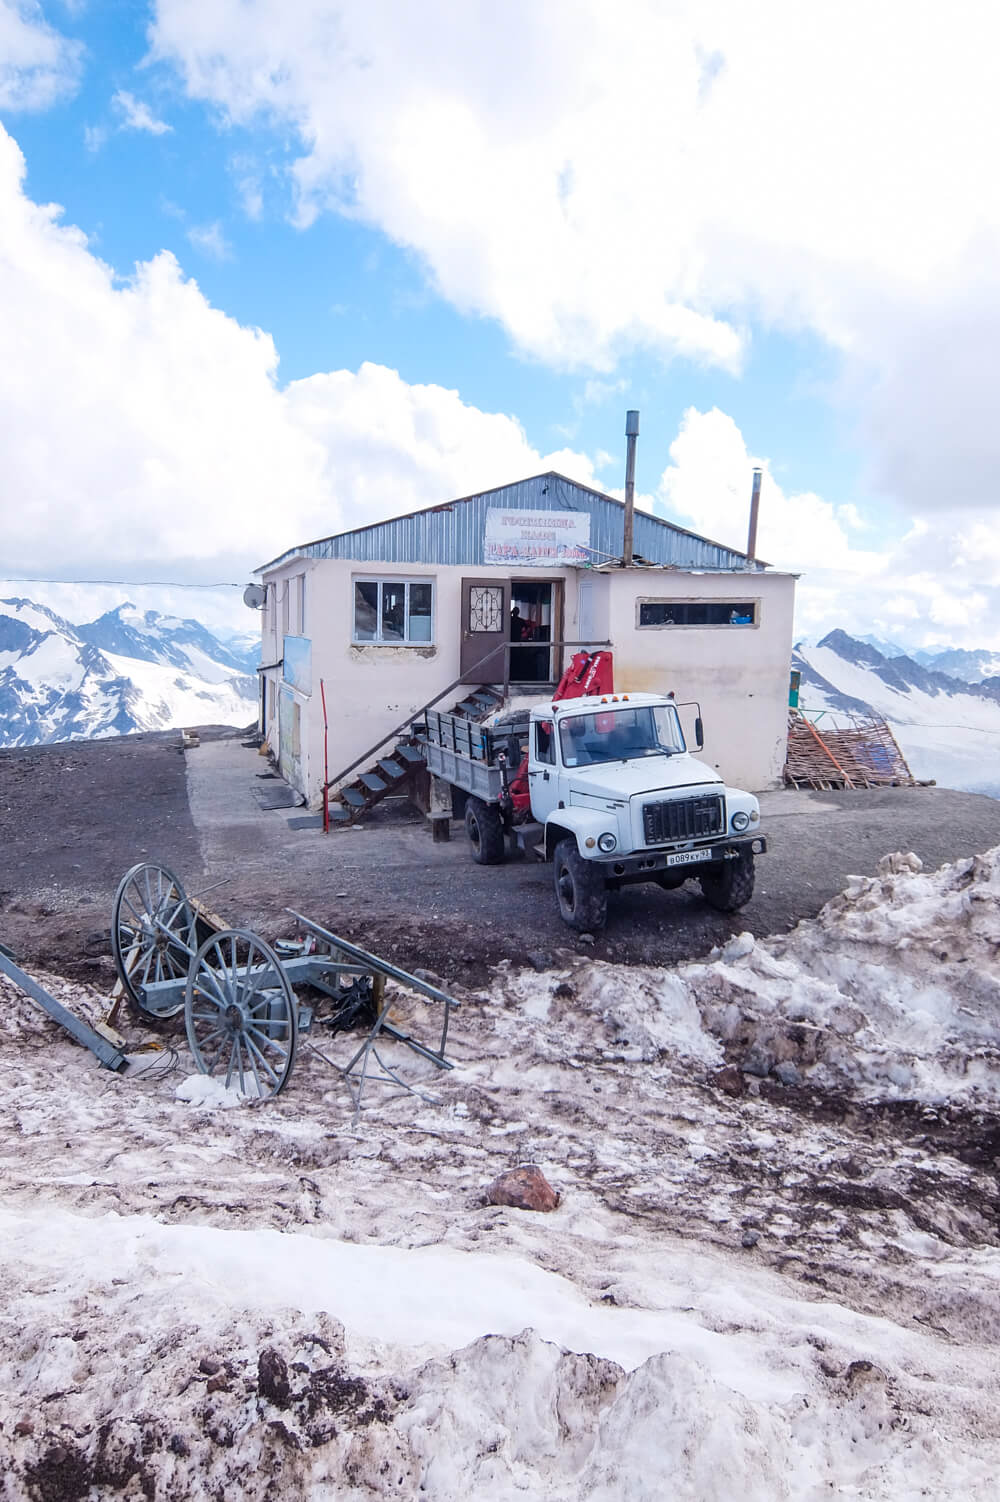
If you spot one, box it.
[623,409,639,566]
[746,466,762,562]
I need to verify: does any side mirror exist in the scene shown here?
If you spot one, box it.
[676,700,703,750]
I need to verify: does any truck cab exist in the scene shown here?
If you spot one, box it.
[524,692,765,931]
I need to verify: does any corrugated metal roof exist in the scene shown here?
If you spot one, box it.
[256,471,764,574]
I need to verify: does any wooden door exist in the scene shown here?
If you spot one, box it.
[460,578,510,683]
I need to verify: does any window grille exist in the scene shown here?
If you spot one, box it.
[468,585,503,633]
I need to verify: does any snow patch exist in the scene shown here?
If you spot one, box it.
[175,1073,252,1109]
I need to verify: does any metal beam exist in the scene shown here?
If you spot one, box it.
[285,911,460,1009]
[0,945,129,1073]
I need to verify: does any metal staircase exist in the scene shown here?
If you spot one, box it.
[328,685,505,825]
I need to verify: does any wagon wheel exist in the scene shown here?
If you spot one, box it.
[112,862,197,1023]
[185,929,298,1099]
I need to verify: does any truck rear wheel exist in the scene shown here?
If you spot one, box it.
[699,850,755,912]
[554,838,608,932]
[465,797,506,864]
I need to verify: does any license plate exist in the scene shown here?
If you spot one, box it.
[665,848,713,868]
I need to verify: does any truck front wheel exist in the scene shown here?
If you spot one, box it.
[553,838,608,932]
[699,850,755,912]
[465,797,506,864]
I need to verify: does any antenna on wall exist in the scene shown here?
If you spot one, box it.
[243,583,266,610]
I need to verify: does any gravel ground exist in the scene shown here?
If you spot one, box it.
[3,727,1000,992]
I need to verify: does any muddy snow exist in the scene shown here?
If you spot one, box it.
[3,849,1000,1497]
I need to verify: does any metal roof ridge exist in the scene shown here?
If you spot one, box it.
[253,468,759,574]
[255,470,569,573]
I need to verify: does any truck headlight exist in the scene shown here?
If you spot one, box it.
[598,832,617,852]
[731,811,750,832]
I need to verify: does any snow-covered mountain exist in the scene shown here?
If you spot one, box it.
[840,635,1000,683]
[794,629,1000,797]
[0,598,259,746]
[77,605,259,676]
[855,632,914,659]
[909,644,1000,682]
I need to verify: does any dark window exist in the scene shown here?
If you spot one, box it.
[381,581,406,642]
[638,600,757,627]
[535,719,555,765]
[353,578,435,644]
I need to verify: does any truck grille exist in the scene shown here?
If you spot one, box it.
[642,794,724,845]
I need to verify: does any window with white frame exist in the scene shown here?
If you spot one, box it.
[637,599,758,628]
[279,573,307,635]
[353,577,434,644]
[293,572,306,634]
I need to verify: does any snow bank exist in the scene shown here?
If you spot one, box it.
[3,1203,1000,1499]
[492,845,1000,1109]
[689,848,1000,1105]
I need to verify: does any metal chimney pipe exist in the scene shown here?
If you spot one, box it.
[623,409,639,566]
[746,466,762,562]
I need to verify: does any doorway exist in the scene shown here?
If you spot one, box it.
[460,578,511,683]
[509,579,562,685]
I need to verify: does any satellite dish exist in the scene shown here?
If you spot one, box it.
[243,583,266,610]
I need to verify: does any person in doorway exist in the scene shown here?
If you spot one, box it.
[510,605,526,642]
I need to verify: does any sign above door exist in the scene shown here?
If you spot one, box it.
[484,508,591,567]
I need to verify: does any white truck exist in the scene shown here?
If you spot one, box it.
[416,688,765,932]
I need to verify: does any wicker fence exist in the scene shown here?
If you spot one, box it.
[784,709,919,791]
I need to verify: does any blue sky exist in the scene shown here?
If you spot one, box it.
[2,1,998,644]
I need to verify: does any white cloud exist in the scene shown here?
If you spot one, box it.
[231,154,264,219]
[658,407,1000,652]
[148,0,1000,520]
[83,123,108,154]
[658,407,879,574]
[0,124,594,590]
[581,378,628,408]
[186,220,231,260]
[280,368,601,543]
[881,596,919,621]
[0,0,82,110]
[112,88,172,135]
[836,504,867,532]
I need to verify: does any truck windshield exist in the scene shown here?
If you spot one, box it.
[558,704,686,766]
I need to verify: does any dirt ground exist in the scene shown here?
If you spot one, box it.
[4,726,1000,994]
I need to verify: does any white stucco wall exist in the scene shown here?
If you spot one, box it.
[263,557,552,807]
[259,555,796,805]
[603,570,797,789]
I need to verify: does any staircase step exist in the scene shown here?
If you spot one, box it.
[395,744,426,765]
[514,821,545,853]
[377,758,407,781]
[330,806,351,823]
[359,772,388,794]
[340,786,368,808]
[455,699,482,716]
